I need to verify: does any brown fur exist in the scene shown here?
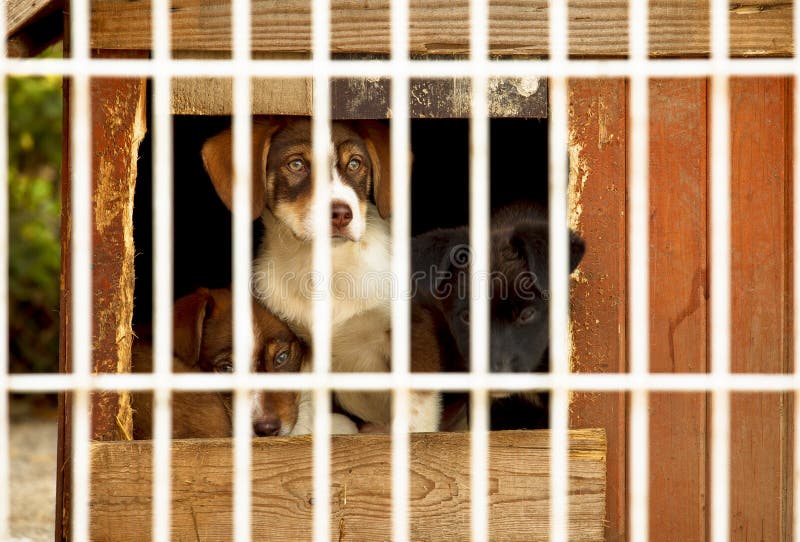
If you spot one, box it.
[131,288,309,439]
[201,117,391,223]
[202,118,440,432]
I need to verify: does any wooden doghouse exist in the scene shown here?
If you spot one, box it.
[45,1,796,541]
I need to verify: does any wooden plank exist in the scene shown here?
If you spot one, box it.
[567,79,627,541]
[89,75,147,441]
[89,429,606,541]
[170,77,547,117]
[57,62,148,542]
[6,0,63,36]
[648,78,708,541]
[89,0,793,58]
[729,77,792,541]
[56,61,73,542]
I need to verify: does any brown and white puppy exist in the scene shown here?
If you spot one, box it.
[132,288,357,438]
[202,118,441,432]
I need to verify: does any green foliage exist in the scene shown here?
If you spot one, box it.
[8,45,63,373]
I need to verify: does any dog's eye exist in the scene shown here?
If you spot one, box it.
[518,306,537,324]
[458,309,470,325]
[274,350,290,368]
[347,157,362,171]
[217,362,234,373]
[288,158,306,172]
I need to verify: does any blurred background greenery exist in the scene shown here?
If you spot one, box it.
[8,45,62,373]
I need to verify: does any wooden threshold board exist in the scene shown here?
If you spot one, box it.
[90,428,606,541]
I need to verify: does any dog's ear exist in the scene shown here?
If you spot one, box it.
[357,120,392,219]
[568,230,586,272]
[508,225,586,296]
[201,118,282,220]
[173,288,215,367]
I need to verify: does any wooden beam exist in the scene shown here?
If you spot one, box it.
[89,0,793,58]
[6,0,63,37]
[648,78,708,540]
[567,79,627,541]
[89,429,606,541]
[89,74,146,441]
[170,76,548,118]
[729,77,793,541]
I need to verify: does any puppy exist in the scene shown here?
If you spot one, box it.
[411,203,585,429]
[132,287,357,438]
[202,118,441,432]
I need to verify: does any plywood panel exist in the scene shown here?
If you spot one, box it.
[729,77,792,541]
[89,0,793,58]
[89,429,606,541]
[648,78,708,541]
[567,78,627,541]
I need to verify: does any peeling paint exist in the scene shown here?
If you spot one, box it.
[567,137,590,233]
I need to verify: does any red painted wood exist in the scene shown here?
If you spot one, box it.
[648,78,709,541]
[568,78,628,541]
[729,76,793,542]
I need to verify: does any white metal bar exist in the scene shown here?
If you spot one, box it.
[547,0,569,540]
[70,0,92,537]
[794,2,800,539]
[8,57,800,79]
[710,0,731,541]
[469,0,490,539]
[231,0,254,539]
[390,0,411,540]
[151,0,174,539]
[311,0,332,540]
[11,371,800,393]
[0,0,9,537]
[628,0,650,540]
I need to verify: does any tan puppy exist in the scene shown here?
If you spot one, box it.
[202,118,441,432]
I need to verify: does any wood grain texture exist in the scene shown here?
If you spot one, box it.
[729,77,792,541]
[89,0,793,58]
[89,429,606,541]
[648,79,708,541]
[567,79,627,541]
[89,76,147,441]
[169,77,547,117]
[6,0,63,36]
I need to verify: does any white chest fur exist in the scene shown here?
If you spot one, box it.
[252,204,392,363]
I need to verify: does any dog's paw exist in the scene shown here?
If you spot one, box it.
[331,413,359,435]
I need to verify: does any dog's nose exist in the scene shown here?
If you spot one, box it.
[253,417,281,437]
[331,201,353,229]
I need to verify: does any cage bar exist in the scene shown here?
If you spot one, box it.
[311,1,333,540]
[710,0,732,540]
[628,0,650,540]
[231,0,255,539]
[547,0,570,539]
[150,0,174,533]
[389,0,412,540]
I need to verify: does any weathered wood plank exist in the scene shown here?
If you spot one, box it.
[7,0,63,36]
[648,78,708,541]
[567,79,627,541]
[729,77,792,542]
[89,0,793,58]
[90,429,606,541]
[89,76,147,441]
[170,77,547,117]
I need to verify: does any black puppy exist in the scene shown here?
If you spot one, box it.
[411,203,585,429]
